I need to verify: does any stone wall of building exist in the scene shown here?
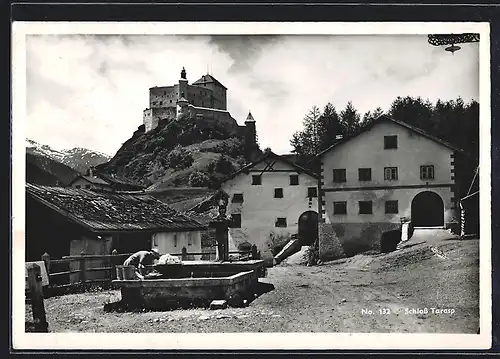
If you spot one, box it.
[150,86,178,108]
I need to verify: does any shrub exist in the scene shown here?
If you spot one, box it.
[306,245,320,266]
[165,145,194,170]
[188,171,211,187]
[215,155,235,175]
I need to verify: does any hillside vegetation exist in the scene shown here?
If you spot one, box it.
[95,114,260,189]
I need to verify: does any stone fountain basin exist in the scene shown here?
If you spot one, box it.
[112,260,265,309]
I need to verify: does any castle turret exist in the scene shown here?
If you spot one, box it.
[244,111,257,151]
[178,67,188,102]
[176,96,189,120]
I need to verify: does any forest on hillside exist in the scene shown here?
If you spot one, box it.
[290,96,479,198]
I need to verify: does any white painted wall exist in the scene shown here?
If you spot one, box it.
[151,231,202,260]
[321,120,456,226]
[221,158,319,260]
[322,121,454,187]
[322,187,457,225]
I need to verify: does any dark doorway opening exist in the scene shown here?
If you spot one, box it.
[298,211,319,246]
[411,191,444,227]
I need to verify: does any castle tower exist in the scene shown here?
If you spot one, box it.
[244,111,257,149]
[178,67,188,101]
[176,96,189,120]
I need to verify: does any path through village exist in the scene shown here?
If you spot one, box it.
[30,233,479,334]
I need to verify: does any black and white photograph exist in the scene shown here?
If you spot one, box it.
[12,22,491,350]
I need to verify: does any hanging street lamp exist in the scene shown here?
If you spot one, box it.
[428,33,480,54]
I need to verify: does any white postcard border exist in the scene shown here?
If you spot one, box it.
[11,21,492,350]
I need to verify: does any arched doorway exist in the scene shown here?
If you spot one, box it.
[298,211,319,246]
[411,191,444,227]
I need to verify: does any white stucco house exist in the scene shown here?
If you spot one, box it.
[220,151,320,264]
[316,115,463,261]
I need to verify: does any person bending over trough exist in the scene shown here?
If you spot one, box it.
[123,249,161,276]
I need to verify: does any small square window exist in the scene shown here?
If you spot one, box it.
[164,91,166,95]
[232,193,244,203]
[385,200,399,214]
[307,187,318,198]
[170,100,172,103]
[359,201,373,214]
[333,169,346,183]
[358,168,372,181]
[290,175,299,186]
[159,101,163,105]
[231,214,242,228]
[384,167,398,180]
[384,135,398,149]
[274,188,284,198]
[75,185,81,189]
[420,165,435,180]
[252,175,262,185]
[333,201,347,215]
[85,184,91,189]
[275,217,287,228]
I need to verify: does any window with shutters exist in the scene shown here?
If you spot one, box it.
[384,167,398,180]
[420,165,435,180]
[307,187,318,198]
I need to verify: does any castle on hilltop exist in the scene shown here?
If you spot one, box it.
[142,68,257,149]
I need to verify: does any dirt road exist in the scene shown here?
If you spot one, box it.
[27,237,479,333]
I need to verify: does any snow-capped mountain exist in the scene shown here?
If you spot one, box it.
[26,139,111,174]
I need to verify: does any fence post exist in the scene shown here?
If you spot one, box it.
[181,247,187,261]
[79,251,86,285]
[26,263,49,332]
[41,252,50,274]
[111,249,118,280]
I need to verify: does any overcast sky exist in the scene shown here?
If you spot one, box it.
[25,34,479,156]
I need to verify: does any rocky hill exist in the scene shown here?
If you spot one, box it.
[26,139,111,174]
[95,114,261,189]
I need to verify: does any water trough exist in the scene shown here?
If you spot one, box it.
[112,260,266,309]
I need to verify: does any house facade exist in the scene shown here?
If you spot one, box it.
[317,115,461,261]
[220,151,319,264]
[26,184,206,282]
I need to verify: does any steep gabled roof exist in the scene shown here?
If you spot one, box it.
[192,74,227,90]
[27,184,206,233]
[315,114,464,159]
[68,175,110,186]
[220,151,319,185]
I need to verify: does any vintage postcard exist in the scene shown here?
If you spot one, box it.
[12,21,491,350]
